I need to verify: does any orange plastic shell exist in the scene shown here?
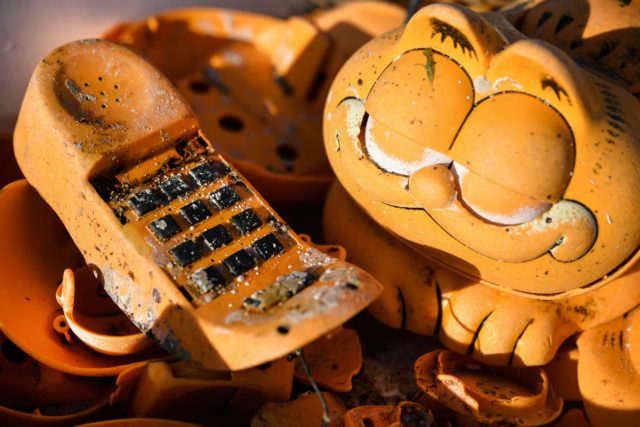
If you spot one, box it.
[324,180,640,366]
[293,328,362,393]
[104,4,405,204]
[415,349,563,425]
[56,267,153,356]
[344,401,433,427]
[13,39,382,371]
[112,357,293,426]
[0,333,113,427]
[250,391,347,427]
[0,180,165,376]
[323,3,640,298]
[519,0,640,96]
[577,307,640,427]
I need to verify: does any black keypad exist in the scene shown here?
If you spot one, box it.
[231,209,262,235]
[148,215,181,241]
[128,188,166,216]
[209,185,241,209]
[189,162,228,186]
[253,233,284,260]
[201,224,233,250]
[223,249,257,276]
[159,175,193,201]
[170,241,203,266]
[180,200,211,225]
[191,266,226,294]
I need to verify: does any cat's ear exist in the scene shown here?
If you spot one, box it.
[486,39,604,121]
[401,3,508,77]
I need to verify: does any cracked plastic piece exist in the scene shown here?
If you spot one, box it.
[293,328,362,393]
[415,349,562,426]
[104,4,405,204]
[55,267,153,356]
[250,391,347,427]
[0,180,165,376]
[344,401,433,427]
[112,357,293,426]
[14,39,382,371]
[324,2,640,297]
[0,333,113,426]
[577,307,640,427]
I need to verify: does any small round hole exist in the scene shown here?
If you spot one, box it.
[189,80,210,94]
[113,84,119,89]
[98,76,103,81]
[101,104,107,109]
[115,98,120,103]
[218,115,245,132]
[84,82,90,88]
[2,339,28,364]
[100,91,105,96]
[277,325,290,335]
[277,144,298,161]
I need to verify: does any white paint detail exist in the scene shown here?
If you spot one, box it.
[452,163,550,225]
[474,76,491,93]
[342,98,366,158]
[364,116,452,176]
[492,76,523,90]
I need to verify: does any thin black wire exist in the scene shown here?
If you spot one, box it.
[296,348,330,427]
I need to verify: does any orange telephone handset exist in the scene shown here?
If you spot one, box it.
[14,39,382,371]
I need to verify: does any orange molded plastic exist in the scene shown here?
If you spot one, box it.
[415,349,562,426]
[13,39,382,371]
[577,307,640,427]
[0,180,165,376]
[112,357,293,426]
[344,401,433,427]
[324,3,640,298]
[519,0,640,97]
[55,267,153,356]
[251,391,347,427]
[293,328,362,393]
[324,180,640,366]
[104,4,404,204]
[0,333,113,426]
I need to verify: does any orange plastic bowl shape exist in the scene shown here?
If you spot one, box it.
[104,4,405,204]
[324,3,640,298]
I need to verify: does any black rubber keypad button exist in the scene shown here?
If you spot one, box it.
[170,240,203,266]
[253,233,284,260]
[231,209,262,235]
[223,249,258,276]
[128,188,166,216]
[209,185,241,209]
[191,266,226,294]
[148,215,182,241]
[189,162,229,186]
[159,175,193,201]
[180,200,211,225]
[201,224,233,250]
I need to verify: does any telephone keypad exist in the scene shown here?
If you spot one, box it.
[148,214,182,241]
[180,199,212,225]
[209,185,241,209]
[159,175,194,200]
[231,209,262,235]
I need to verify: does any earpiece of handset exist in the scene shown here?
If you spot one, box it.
[14,39,382,370]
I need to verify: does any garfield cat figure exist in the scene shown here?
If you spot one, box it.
[323,2,640,368]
